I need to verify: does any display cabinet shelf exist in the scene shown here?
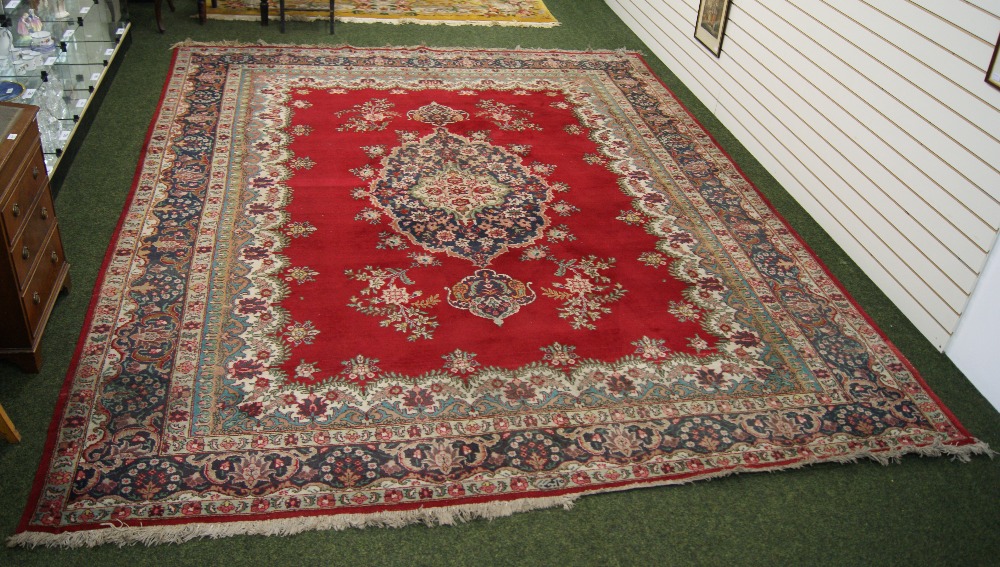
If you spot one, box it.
[1,0,130,191]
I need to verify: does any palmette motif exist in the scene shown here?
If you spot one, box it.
[17,46,984,543]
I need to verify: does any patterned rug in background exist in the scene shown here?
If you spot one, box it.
[11,45,988,547]
[205,0,560,26]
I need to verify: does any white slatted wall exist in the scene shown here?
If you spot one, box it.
[605,0,1000,352]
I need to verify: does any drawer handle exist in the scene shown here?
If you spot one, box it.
[21,246,29,261]
[11,203,19,217]
[32,292,41,305]
[51,251,58,263]
[41,207,48,220]
[32,166,40,179]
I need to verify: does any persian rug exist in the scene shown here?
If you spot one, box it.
[205,0,560,27]
[11,44,988,548]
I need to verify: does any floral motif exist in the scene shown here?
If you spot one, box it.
[442,349,480,375]
[284,320,320,346]
[616,209,645,226]
[346,266,440,340]
[668,300,701,323]
[546,224,576,242]
[285,221,316,238]
[377,231,409,250]
[632,336,670,359]
[541,256,627,330]
[540,342,578,366]
[289,156,315,170]
[285,266,319,284]
[638,251,667,268]
[476,99,541,131]
[336,98,400,132]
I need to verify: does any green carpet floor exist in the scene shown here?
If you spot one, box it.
[1,1,997,564]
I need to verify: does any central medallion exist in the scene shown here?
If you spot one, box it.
[409,164,511,224]
[369,122,553,267]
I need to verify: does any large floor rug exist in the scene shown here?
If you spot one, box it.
[11,44,988,547]
[205,0,560,26]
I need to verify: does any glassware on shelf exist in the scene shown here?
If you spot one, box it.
[36,106,62,155]
[38,70,67,119]
[0,26,13,71]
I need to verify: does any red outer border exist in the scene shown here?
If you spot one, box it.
[15,45,980,539]
[16,48,185,534]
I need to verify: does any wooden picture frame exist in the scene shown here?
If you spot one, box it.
[987,32,1000,90]
[694,0,734,58]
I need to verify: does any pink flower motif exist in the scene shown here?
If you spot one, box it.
[448,484,466,497]
[316,494,337,508]
[510,477,528,491]
[632,465,649,479]
[384,489,403,503]
[571,472,591,485]
[180,502,202,516]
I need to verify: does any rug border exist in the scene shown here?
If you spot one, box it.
[624,53,981,444]
[11,43,991,549]
[12,46,188,539]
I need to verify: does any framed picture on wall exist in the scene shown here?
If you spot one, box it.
[694,0,734,57]
[987,32,1000,90]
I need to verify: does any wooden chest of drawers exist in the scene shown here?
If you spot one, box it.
[0,103,71,373]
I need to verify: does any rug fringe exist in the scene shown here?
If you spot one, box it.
[8,439,991,548]
[6,494,578,549]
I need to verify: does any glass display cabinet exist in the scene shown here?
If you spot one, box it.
[0,0,129,190]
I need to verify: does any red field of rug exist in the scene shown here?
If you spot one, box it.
[10,44,988,547]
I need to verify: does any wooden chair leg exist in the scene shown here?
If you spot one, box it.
[0,402,20,443]
[154,0,165,32]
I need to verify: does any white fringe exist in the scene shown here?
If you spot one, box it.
[6,494,578,549]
